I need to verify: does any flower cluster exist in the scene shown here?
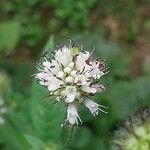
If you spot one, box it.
[35,44,108,126]
[0,97,7,125]
[112,108,150,150]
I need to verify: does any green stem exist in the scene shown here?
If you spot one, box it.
[65,125,76,149]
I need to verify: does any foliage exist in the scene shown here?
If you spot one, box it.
[47,0,96,30]
[0,21,21,54]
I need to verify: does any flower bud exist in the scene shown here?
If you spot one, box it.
[60,90,65,96]
[70,47,80,56]
[68,62,74,68]
[64,67,72,74]
[112,108,150,150]
[54,91,59,96]
[65,76,74,83]
[71,70,77,77]
[76,92,81,98]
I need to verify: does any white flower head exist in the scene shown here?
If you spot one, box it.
[0,97,7,125]
[34,41,108,126]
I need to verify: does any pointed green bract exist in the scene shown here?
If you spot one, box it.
[70,47,80,56]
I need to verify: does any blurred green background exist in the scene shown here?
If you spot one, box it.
[0,0,150,150]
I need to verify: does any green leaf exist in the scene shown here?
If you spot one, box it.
[30,36,65,145]
[0,21,21,54]
[30,81,65,146]
[25,134,45,150]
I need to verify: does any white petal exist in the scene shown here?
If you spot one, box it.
[76,51,90,71]
[90,88,97,93]
[44,60,60,75]
[81,83,90,93]
[74,74,87,85]
[39,81,47,86]
[51,60,60,73]
[55,46,73,67]
[84,99,99,115]
[89,61,105,79]
[81,83,97,93]
[35,72,45,80]
[47,77,63,91]
[48,84,58,91]
[43,61,51,68]
[92,84,106,93]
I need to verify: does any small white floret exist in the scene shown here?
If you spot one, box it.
[66,104,82,125]
[84,98,108,116]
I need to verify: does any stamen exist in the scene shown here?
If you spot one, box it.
[104,71,110,75]
[80,44,84,51]
[41,51,48,58]
[85,58,92,66]
[87,68,93,74]
[69,38,73,48]
[30,74,36,77]
[98,108,108,114]
[89,46,95,57]
[61,119,68,127]
[99,85,106,91]
[80,66,85,74]
[95,57,99,61]
[99,104,108,109]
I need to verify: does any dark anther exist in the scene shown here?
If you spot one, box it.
[50,65,55,68]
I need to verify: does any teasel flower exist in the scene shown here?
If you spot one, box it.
[0,97,7,125]
[112,108,150,150]
[34,41,108,126]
